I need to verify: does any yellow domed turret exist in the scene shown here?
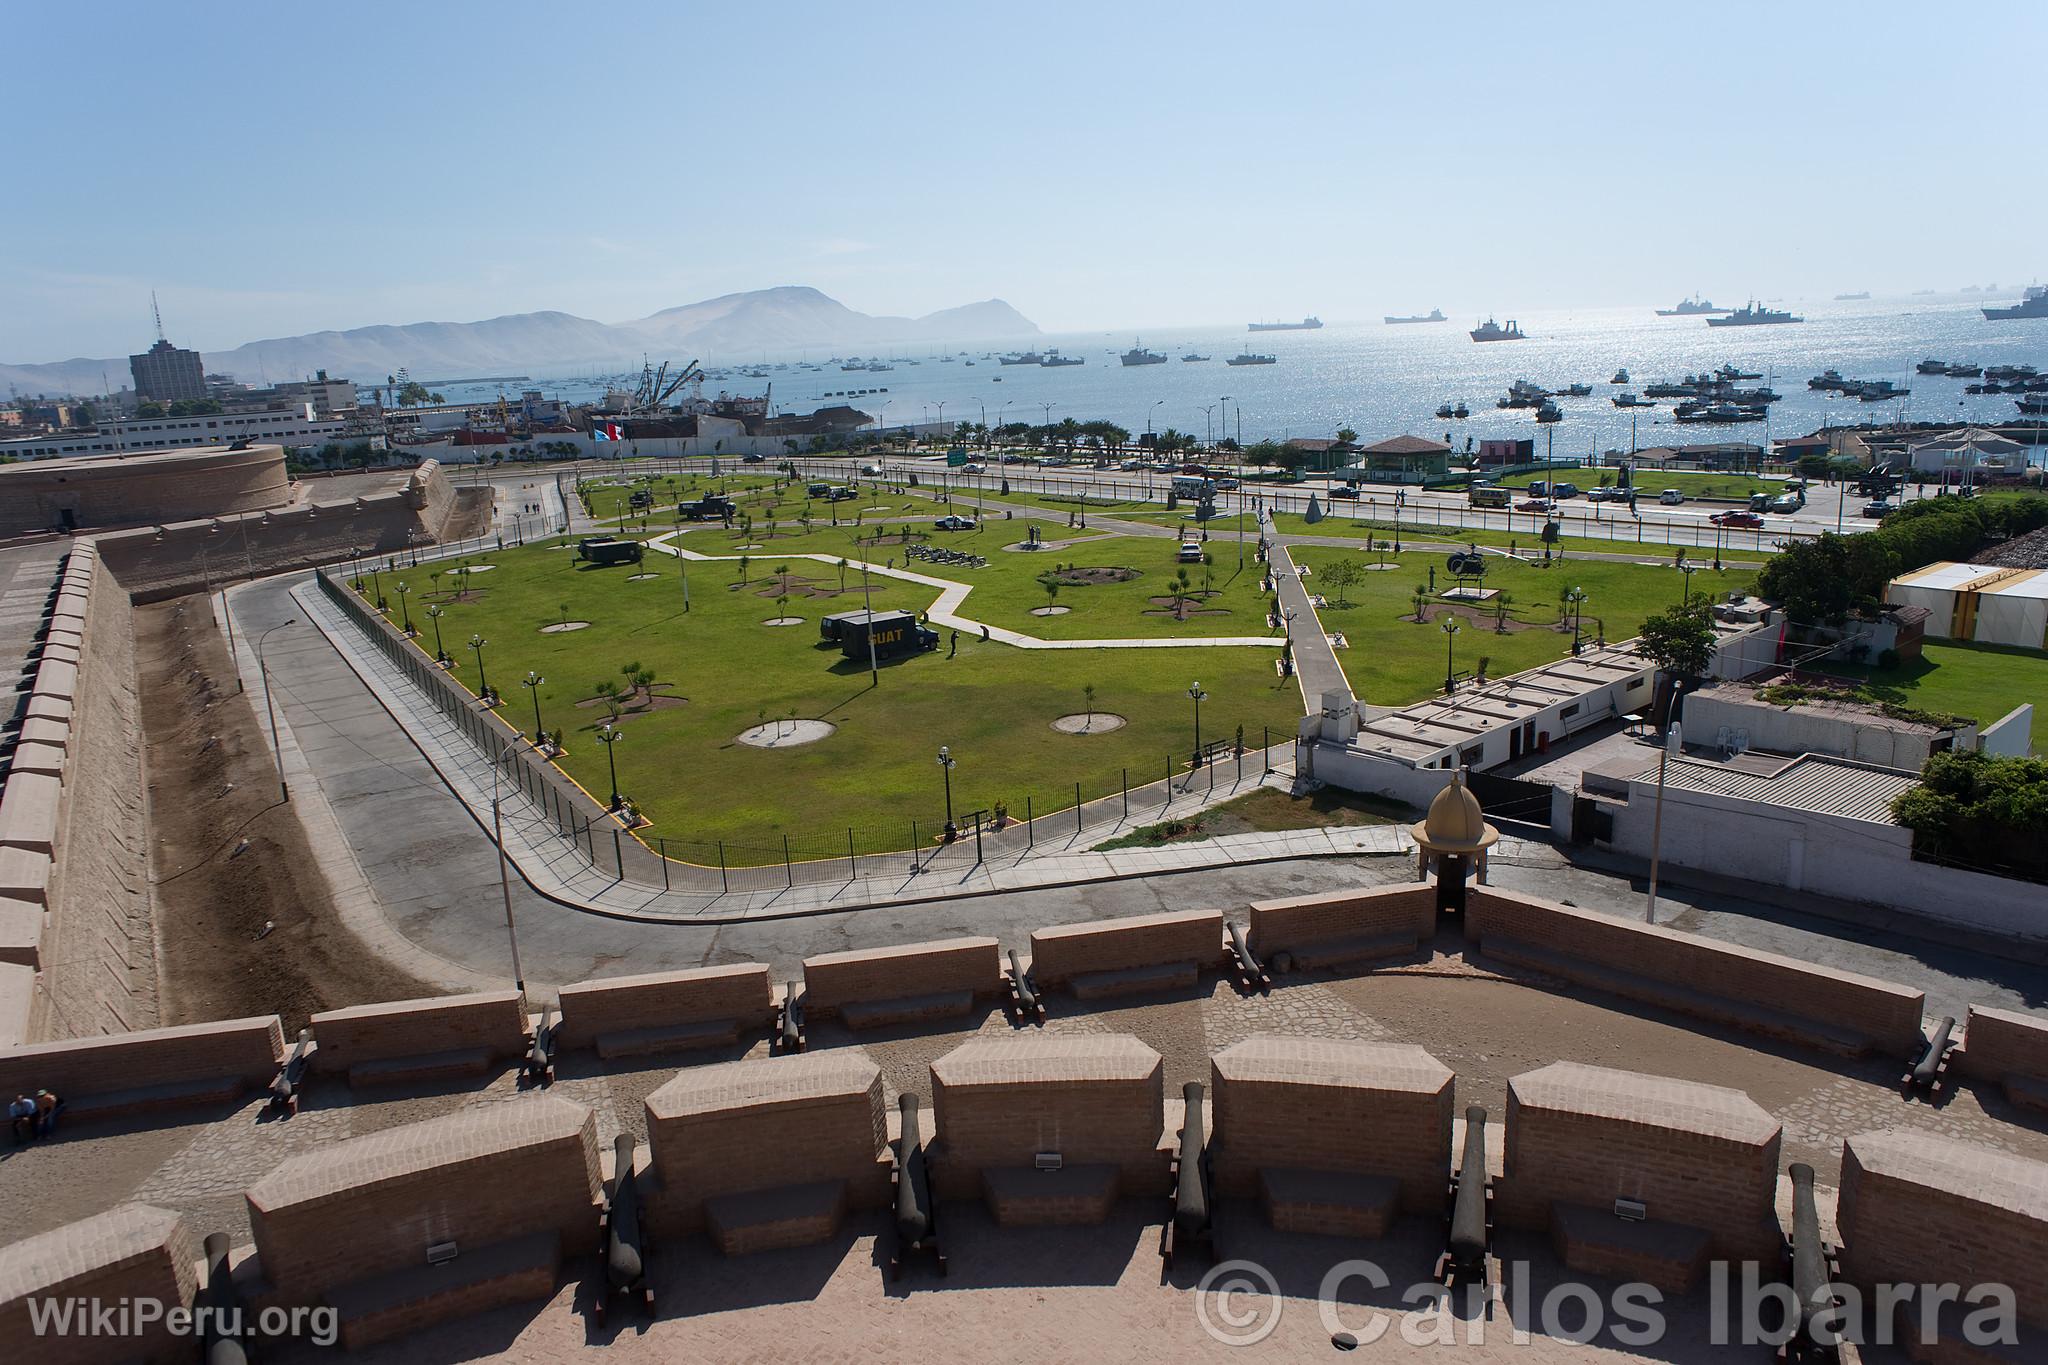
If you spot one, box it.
[1409,769,1500,857]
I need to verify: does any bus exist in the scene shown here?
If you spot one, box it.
[1469,485,1511,508]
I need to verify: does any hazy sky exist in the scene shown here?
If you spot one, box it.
[5,0,2043,360]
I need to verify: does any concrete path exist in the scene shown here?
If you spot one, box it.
[1265,540,1351,712]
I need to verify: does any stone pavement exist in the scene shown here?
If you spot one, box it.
[1266,540,1350,712]
[11,958,2046,1360]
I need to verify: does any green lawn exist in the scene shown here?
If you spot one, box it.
[1288,545,1755,705]
[371,535,1301,859]
[1806,640,2048,751]
[670,520,1277,642]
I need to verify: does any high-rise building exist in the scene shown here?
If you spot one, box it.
[129,337,206,403]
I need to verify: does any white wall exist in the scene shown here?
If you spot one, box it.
[1678,691,1970,768]
[1587,779,2048,942]
[1980,705,2035,758]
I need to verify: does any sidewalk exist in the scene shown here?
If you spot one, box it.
[276,572,1412,924]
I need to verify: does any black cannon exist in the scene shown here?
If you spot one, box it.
[199,1231,248,1365]
[1902,1015,1956,1097]
[595,1134,653,1323]
[1006,950,1044,1024]
[779,981,806,1053]
[268,1028,312,1115]
[1787,1162,1839,1359]
[1166,1081,1214,1266]
[523,1004,556,1088]
[890,1094,946,1277]
[1226,922,1270,993]
[1444,1105,1491,1283]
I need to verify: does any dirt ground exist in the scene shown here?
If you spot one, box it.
[138,595,433,1030]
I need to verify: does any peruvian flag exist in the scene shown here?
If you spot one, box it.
[594,422,624,442]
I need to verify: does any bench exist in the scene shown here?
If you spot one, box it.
[981,1164,1120,1226]
[842,990,975,1031]
[1551,1203,1712,1293]
[1284,932,1420,972]
[1258,1168,1402,1239]
[66,1076,249,1123]
[703,1180,847,1256]
[1068,962,1199,1001]
[1479,937,1875,1056]
[347,1048,493,1088]
[324,1231,561,1350]
[593,1018,739,1061]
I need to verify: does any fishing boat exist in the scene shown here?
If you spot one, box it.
[1610,368,1629,384]
[1613,392,1656,408]
[1470,318,1526,342]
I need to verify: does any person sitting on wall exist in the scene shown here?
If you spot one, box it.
[7,1093,33,1143]
[34,1088,62,1139]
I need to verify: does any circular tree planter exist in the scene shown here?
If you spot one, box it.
[761,616,805,627]
[1051,712,1127,735]
[540,620,591,633]
[1030,605,1071,616]
[453,564,498,574]
[737,719,835,748]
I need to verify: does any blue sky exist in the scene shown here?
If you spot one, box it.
[4,0,2042,359]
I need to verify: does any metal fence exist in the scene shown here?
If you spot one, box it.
[315,565,1293,894]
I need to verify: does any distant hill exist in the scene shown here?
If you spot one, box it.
[0,287,1041,396]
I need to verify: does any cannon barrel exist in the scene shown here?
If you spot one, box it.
[200,1231,248,1365]
[607,1134,645,1290]
[1008,950,1039,1011]
[1448,1106,1489,1271]
[781,981,803,1050]
[1910,1016,1955,1089]
[1174,1081,1210,1240]
[1227,922,1264,977]
[895,1094,933,1245]
[1789,1162,1830,1345]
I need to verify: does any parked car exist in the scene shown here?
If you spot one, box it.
[825,486,859,501]
[859,462,884,476]
[934,515,977,531]
[1658,489,1686,505]
[1329,486,1359,500]
[1000,453,1026,464]
[1215,477,1240,490]
[961,461,987,474]
[1516,498,1550,513]
[741,453,766,464]
[1585,486,1624,502]
[1768,493,1803,514]
[1710,510,1765,528]
[1863,499,1894,518]
[1550,482,1581,499]
[1177,541,1204,563]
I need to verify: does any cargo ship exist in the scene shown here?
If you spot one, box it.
[1247,316,1322,332]
[1655,295,1732,316]
[1385,308,1446,324]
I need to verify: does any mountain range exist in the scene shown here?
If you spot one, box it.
[1,287,1041,396]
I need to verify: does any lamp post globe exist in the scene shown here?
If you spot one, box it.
[1442,616,1461,693]
[597,723,622,811]
[1187,682,1208,768]
[521,671,547,744]
[469,634,490,703]
[937,745,957,841]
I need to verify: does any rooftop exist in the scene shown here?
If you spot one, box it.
[1623,751,1919,825]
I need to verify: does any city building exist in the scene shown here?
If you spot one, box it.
[128,337,207,403]
[1886,562,2048,648]
[1341,434,1452,484]
[0,403,357,461]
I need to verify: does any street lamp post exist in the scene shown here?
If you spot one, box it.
[596,722,623,810]
[521,671,547,744]
[1678,563,1699,606]
[256,618,297,803]
[1646,722,1684,923]
[424,603,449,663]
[937,746,957,840]
[1565,587,1587,656]
[489,738,528,999]
[396,580,414,636]
[1442,616,1461,693]
[1187,682,1208,768]
[1148,399,1164,444]
[469,634,492,703]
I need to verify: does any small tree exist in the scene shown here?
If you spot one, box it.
[1083,682,1097,720]
[1493,589,1514,633]
[1637,598,1718,727]
[1044,580,1061,612]
[837,557,849,593]
[1175,567,1192,609]
[1319,558,1360,607]
[1412,585,1429,622]
[632,665,656,697]
[738,553,751,585]
[594,679,623,722]
[774,563,791,593]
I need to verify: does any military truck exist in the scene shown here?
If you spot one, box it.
[678,493,736,520]
[576,537,644,566]
[831,609,939,661]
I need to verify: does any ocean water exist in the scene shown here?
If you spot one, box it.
[440,296,2048,457]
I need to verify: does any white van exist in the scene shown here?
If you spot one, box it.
[1177,541,1204,563]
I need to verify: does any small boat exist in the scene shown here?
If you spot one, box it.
[2017,394,2048,415]
[1714,364,1761,381]
[1226,352,1277,366]
[1943,363,1981,378]
[1558,382,1593,397]
[1436,402,1456,419]
[1610,368,1630,384]
[1809,369,1849,391]
[1181,352,1210,362]
[1534,400,1563,423]
[1452,399,1470,419]
[1915,359,1949,374]
[1612,392,1656,408]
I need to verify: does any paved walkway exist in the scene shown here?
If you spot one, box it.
[1265,539,1350,711]
[267,570,1403,926]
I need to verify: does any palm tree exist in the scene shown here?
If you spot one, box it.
[1493,590,1514,633]
[1043,580,1060,612]
[737,553,751,585]
[1335,427,1359,446]
[1083,683,1097,729]
[837,557,849,593]
[1175,568,1192,611]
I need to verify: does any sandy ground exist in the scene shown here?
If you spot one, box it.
[139,595,433,1030]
